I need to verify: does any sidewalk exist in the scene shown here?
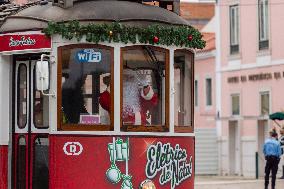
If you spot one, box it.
[195,176,284,189]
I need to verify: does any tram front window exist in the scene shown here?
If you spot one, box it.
[33,65,49,128]
[59,45,113,129]
[121,46,169,131]
[174,50,194,132]
[17,64,27,129]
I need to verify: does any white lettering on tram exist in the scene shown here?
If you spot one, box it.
[63,142,83,156]
[145,142,193,189]
[9,36,36,47]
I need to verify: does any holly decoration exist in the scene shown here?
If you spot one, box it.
[188,35,193,41]
[153,36,159,43]
[43,20,206,49]
[109,30,113,37]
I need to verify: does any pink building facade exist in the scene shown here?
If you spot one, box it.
[180,2,218,175]
[217,0,284,177]
[194,33,218,175]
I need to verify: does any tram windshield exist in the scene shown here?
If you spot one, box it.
[174,51,194,128]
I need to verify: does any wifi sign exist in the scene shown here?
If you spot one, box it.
[76,49,102,63]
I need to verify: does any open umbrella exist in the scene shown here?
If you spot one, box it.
[269,112,284,127]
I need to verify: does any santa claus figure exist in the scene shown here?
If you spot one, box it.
[99,69,158,125]
[138,84,158,125]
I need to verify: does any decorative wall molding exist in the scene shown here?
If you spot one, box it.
[195,50,216,60]
[221,57,284,72]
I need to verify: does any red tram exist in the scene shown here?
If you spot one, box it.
[0,0,205,189]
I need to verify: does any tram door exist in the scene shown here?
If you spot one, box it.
[13,58,49,189]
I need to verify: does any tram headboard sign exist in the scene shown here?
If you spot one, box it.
[0,34,51,53]
[49,136,194,189]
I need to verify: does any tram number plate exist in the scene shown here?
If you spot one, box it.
[63,142,83,156]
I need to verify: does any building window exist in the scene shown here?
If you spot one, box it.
[206,78,212,106]
[121,46,169,132]
[58,44,114,131]
[194,80,198,107]
[260,92,269,115]
[229,5,239,54]
[231,94,240,115]
[258,0,269,50]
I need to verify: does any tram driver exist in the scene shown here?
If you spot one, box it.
[62,74,89,124]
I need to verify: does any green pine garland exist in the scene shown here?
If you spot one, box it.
[43,20,206,49]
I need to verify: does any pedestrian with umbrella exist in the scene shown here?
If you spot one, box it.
[269,112,284,128]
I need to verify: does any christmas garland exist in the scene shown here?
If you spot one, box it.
[43,20,206,49]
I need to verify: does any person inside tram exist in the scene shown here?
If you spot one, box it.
[62,73,89,124]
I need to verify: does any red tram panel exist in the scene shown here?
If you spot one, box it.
[49,136,194,189]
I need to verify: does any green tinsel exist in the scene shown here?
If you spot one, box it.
[43,20,206,49]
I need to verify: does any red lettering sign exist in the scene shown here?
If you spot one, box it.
[0,34,51,52]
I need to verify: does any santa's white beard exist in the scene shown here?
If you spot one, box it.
[123,79,141,114]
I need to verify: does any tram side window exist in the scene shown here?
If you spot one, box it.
[33,66,49,128]
[174,50,194,132]
[59,45,113,130]
[17,64,27,129]
[121,46,169,131]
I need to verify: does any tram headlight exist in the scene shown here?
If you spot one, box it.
[139,179,156,189]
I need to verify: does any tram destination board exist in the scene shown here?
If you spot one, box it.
[49,135,194,189]
[0,33,51,53]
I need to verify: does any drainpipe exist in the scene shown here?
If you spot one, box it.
[239,119,243,176]
[215,0,223,176]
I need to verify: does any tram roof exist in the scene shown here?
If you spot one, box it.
[0,1,190,33]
